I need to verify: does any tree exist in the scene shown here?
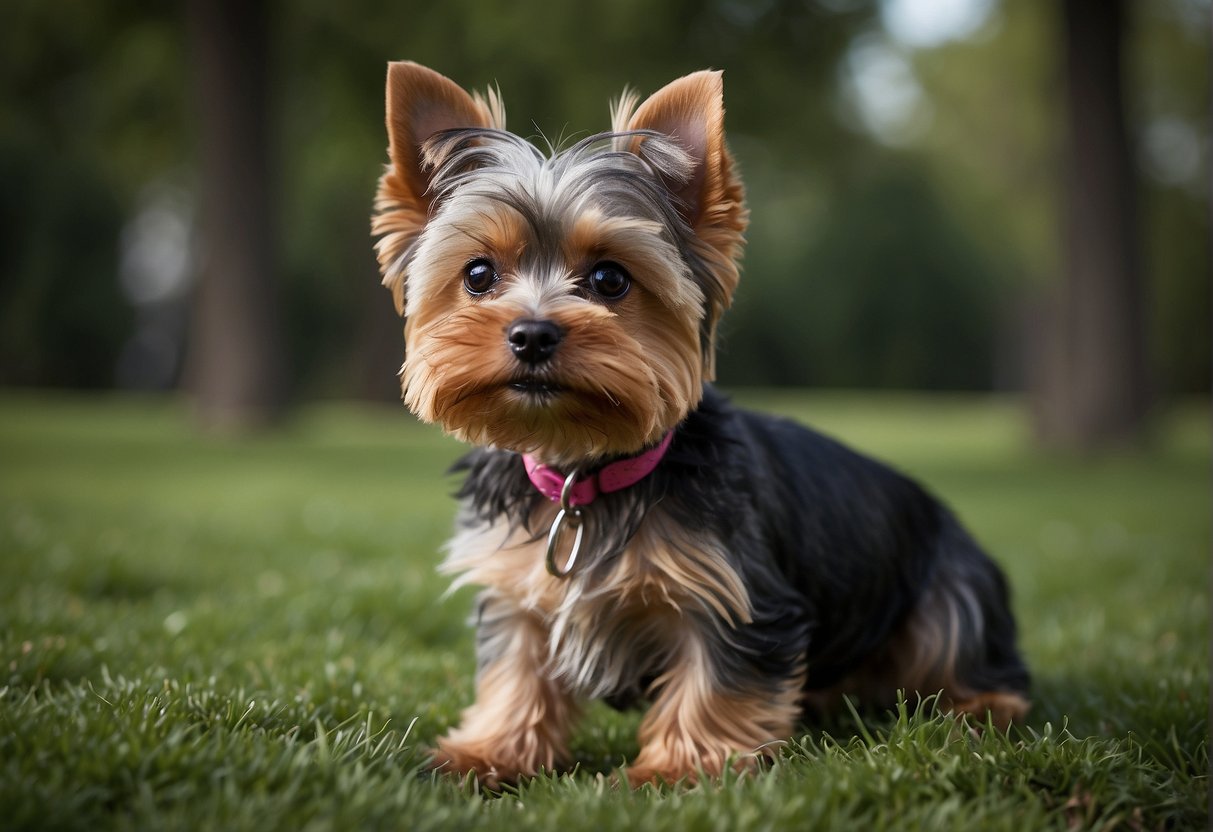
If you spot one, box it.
[1032,0,1150,450]
[182,0,287,430]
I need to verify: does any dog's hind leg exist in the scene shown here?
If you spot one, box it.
[886,530,1032,730]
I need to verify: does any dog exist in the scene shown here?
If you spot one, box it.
[371,61,1030,787]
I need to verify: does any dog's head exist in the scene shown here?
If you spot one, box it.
[372,62,747,468]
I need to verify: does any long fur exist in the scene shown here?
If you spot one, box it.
[371,62,1029,787]
[451,388,1028,697]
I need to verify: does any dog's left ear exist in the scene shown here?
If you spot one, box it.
[624,71,726,225]
[623,71,747,379]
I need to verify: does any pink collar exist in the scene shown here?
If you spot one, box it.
[522,432,673,507]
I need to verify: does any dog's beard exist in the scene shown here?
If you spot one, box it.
[401,298,701,467]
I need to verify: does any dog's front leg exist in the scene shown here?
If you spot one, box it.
[430,592,577,787]
[626,632,803,787]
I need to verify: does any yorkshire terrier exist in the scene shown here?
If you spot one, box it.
[371,61,1030,787]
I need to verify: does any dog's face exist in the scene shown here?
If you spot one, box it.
[373,63,747,467]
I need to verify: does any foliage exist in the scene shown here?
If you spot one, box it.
[906,0,1211,395]
[724,165,1004,388]
[0,141,130,387]
[0,0,1207,395]
[0,391,1207,829]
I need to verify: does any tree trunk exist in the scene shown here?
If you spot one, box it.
[1032,0,1149,450]
[182,0,287,430]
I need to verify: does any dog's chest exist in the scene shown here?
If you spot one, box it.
[443,505,751,700]
[541,545,689,699]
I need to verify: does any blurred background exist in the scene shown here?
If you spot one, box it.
[0,0,1207,450]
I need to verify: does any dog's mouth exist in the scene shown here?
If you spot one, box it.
[507,377,565,398]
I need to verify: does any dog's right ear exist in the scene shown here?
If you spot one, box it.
[373,62,497,315]
[385,62,496,210]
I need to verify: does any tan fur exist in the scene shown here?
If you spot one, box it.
[431,608,579,788]
[376,64,1026,788]
[403,296,694,466]
[374,65,746,389]
[442,508,752,660]
[564,210,704,313]
[436,507,758,782]
[627,643,805,786]
[950,691,1031,732]
[373,62,504,315]
[803,582,1031,730]
[608,511,751,626]
[894,582,975,696]
[399,204,705,466]
[621,71,748,380]
[440,503,564,611]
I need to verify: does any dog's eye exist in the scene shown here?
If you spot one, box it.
[587,262,630,300]
[463,259,498,296]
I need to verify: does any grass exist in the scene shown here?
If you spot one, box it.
[0,389,1207,830]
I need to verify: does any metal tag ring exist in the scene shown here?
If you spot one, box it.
[545,507,584,577]
[558,467,581,512]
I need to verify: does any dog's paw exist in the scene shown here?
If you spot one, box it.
[427,733,564,789]
[950,691,1031,732]
[622,763,686,789]
[427,741,511,790]
[623,749,769,788]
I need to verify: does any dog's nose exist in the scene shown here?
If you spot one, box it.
[507,319,563,365]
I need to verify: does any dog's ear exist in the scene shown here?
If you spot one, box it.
[623,71,747,380]
[624,70,726,227]
[373,62,498,315]
[385,62,496,210]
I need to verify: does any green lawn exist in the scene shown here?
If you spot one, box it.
[0,391,1207,830]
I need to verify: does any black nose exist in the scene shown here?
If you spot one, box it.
[507,319,563,365]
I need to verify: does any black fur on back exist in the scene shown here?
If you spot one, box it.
[452,385,1030,705]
